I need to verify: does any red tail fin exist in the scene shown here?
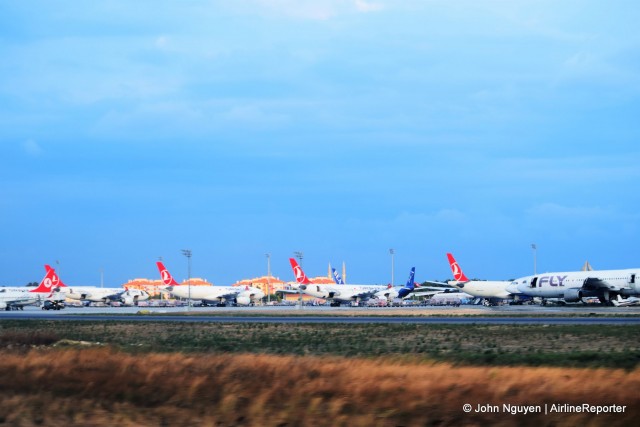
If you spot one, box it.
[156,261,180,286]
[446,253,469,282]
[30,265,67,293]
[289,258,312,284]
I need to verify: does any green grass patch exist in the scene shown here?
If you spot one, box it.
[1,320,639,369]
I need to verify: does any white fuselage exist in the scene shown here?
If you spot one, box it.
[375,286,403,300]
[301,283,388,303]
[168,285,265,305]
[61,287,127,302]
[0,289,40,308]
[509,269,640,299]
[429,291,474,302]
[449,280,515,299]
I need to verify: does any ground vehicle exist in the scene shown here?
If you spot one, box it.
[42,300,65,310]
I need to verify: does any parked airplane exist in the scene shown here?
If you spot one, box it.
[508,266,640,305]
[329,265,446,301]
[156,261,264,306]
[427,290,474,305]
[612,295,640,307]
[0,288,40,310]
[28,264,68,308]
[446,253,528,305]
[375,267,417,300]
[29,265,149,305]
[289,258,388,306]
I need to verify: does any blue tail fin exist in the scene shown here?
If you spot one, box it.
[331,268,344,285]
[405,267,415,289]
[397,267,416,298]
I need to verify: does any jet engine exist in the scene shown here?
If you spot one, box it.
[121,295,137,306]
[563,288,583,303]
[235,295,251,306]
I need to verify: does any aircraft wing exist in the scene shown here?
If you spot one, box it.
[411,289,448,297]
[422,280,453,287]
[416,285,455,291]
[349,291,378,301]
[275,289,303,295]
[201,289,240,301]
[0,291,39,309]
[582,277,620,291]
[201,294,237,304]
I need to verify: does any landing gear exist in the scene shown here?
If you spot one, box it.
[598,292,616,306]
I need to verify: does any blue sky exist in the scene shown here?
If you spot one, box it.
[1,1,639,286]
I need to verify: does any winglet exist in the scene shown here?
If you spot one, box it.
[289,258,312,284]
[446,253,469,282]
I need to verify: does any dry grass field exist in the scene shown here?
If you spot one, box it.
[0,321,638,426]
[0,348,638,426]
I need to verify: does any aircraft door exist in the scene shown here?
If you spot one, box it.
[530,277,538,288]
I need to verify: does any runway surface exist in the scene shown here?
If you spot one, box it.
[1,305,639,324]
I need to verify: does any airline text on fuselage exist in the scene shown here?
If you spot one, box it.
[538,275,568,287]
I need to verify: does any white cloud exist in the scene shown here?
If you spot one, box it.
[525,202,614,221]
[232,0,384,20]
[223,104,290,128]
[155,35,170,49]
[22,139,43,156]
[354,0,383,13]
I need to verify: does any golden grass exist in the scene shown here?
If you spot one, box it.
[0,348,637,426]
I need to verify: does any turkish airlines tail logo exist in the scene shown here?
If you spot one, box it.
[289,258,312,284]
[156,262,180,286]
[446,253,469,282]
[30,265,67,293]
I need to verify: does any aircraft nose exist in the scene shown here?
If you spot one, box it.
[506,282,519,294]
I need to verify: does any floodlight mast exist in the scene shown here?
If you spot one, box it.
[266,253,271,304]
[182,249,192,311]
[293,251,304,309]
[389,249,395,286]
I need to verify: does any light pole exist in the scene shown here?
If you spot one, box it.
[293,251,304,309]
[266,253,271,304]
[182,249,192,311]
[531,244,537,275]
[389,249,395,286]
